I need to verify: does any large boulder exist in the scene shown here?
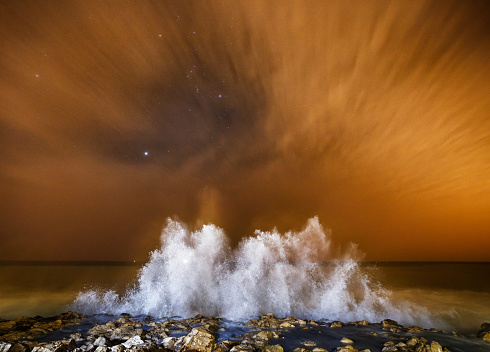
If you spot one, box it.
[181,327,216,352]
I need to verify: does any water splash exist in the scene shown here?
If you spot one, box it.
[73,217,434,326]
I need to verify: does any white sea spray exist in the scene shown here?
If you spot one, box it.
[72,217,435,327]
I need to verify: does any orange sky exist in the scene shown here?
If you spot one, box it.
[1,1,489,261]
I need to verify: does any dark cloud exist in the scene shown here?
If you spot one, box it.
[1,0,489,261]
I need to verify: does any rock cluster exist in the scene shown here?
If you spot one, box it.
[478,322,490,341]
[1,314,488,352]
[381,338,449,352]
[246,314,310,329]
[0,313,85,341]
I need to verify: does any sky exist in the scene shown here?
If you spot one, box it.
[1,0,489,262]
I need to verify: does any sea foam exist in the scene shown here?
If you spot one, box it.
[73,217,434,326]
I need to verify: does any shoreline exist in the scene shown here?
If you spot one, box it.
[0,312,489,352]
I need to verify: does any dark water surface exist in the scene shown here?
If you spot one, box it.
[0,262,489,334]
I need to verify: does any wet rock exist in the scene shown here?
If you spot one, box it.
[247,314,305,330]
[250,330,280,347]
[266,331,279,339]
[113,326,144,341]
[381,320,399,327]
[122,335,145,349]
[479,322,490,333]
[312,348,328,352]
[406,337,418,347]
[88,320,146,342]
[250,338,267,348]
[247,314,279,329]
[0,322,16,332]
[335,346,357,352]
[165,336,185,351]
[0,343,27,352]
[292,348,311,352]
[109,345,124,352]
[481,332,490,341]
[229,344,255,352]
[0,342,12,352]
[94,337,109,347]
[218,340,240,352]
[301,341,316,347]
[88,322,117,337]
[80,342,94,352]
[252,331,270,341]
[429,341,443,352]
[29,339,77,352]
[408,325,423,333]
[161,337,179,351]
[239,338,254,347]
[65,340,78,351]
[478,322,490,341]
[394,342,406,349]
[181,327,215,352]
[70,333,84,342]
[10,344,27,352]
[348,321,370,327]
[380,320,403,333]
[260,345,284,352]
[10,312,85,341]
[412,340,446,352]
[329,322,344,328]
[145,323,169,341]
[31,347,51,352]
[166,315,219,334]
[340,338,354,344]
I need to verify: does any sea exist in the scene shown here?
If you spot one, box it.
[0,261,489,335]
[1,219,489,336]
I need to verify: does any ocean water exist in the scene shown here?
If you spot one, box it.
[1,219,489,335]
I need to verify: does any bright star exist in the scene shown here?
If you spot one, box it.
[144,151,148,156]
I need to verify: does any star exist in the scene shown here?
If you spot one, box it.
[144,151,148,156]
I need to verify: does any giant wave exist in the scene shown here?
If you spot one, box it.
[72,217,435,327]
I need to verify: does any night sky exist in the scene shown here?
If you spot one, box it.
[1,1,489,261]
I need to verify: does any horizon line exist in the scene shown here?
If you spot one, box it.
[0,260,489,266]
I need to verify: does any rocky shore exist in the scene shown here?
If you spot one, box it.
[0,313,489,352]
